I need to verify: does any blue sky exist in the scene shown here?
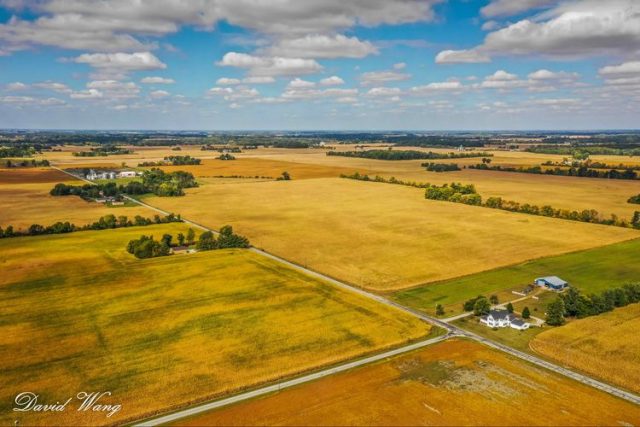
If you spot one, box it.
[0,0,639,130]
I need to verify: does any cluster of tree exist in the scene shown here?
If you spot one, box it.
[4,159,50,168]
[51,182,121,200]
[470,163,638,180]
[423,162,461,172]
[425,183,482,206]
[276,171,291,181]
[208,174,274,179]
[126,235,171,259]
[0,213,181,239]
[141,168,198,196]
[217,153,236,160]
[138,155,201,166]
[201,145,243,152]
[271,140,310,149]
[546,284,640,326]
[328,149,492,161]
[72,145,133,157]
[628,194,640,204]
[195,225,250,250]
[0,146,38,158]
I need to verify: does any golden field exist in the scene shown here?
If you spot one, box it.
[145,177,638,291]
[155,157,366,180]
[0,225,429,426]
[0,168,150,230]
[178,339,640,426]
[242,150,640,220]
[530,303,640,394]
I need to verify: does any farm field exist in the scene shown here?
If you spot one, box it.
[0,225,430,426]
[0,167,150,230]
[530,304,640,394]
[240,150,640,220]
[146,177,638,291]
[154,157,367,180]
[177,339,640,426]
[393,237,640,316]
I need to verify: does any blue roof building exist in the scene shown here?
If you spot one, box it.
[535,276,569,291]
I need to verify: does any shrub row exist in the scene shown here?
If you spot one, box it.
[139,155,202,166]
[328,150,493,161]
[470,163,638,180]
[0,213,181,239]
[422,162,461,172]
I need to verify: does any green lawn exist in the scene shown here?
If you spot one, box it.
[452,317,545,353]
[393,238,640,316]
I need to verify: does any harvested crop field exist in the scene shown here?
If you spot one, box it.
[178,339,640,426]
[0,167,70,184]
[0,225,429,426]
[146,177,638,291]
[0,176,150,230]
[531,303,640,394]
[155,157,366,180]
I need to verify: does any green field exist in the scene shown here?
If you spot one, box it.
[393,238,640,316]
[0,225,429,426]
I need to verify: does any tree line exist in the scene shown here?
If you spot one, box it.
[0,213,181,239]
[526,146,640,156]
[341,173,640,228]
[328,149,493,161]
[629,194,640,204]
[127,225,250,259]
[138,155,202,166]
[0,146,38,158]
[73,145,133,157]
[546,283,640,326]
[470,163,638,180]
[4,159,50,168]
[423,162,461,172]
[543,160,640,171]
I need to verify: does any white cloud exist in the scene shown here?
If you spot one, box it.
[360,70,411,86]
[70,89,103,99]
[217,52,322,76]
[268,34,377,59]
[0,0,441,54]
[81,80,140,99]
[528,69,579,81]
[0,95,66,106]
[242,76,275,84]
[365,87,402,97]
[141,76,175,84]
[287,78,316,89]
[150,90,170,98]
[33,81,71,93]
[5,82,28,91]
[216,77,242,86]
[393,62,407,70]
[319,76,345,86]
[599,61,640,78]
[481,20,500,31]
[207,85,259,102]
[435,49,490,64]
[75,52,166,72]
[481,0,557,18]
[281,87,358,100]
[410,81,464,94]
[478,0,640,60]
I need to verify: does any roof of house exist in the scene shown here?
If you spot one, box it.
[536,276,568,287]
[488,310,512,321]
[510,318,528,327]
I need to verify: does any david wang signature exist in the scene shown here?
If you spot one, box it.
[13,392,122,418]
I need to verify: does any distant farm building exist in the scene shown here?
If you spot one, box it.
[117,170,138,178]
[480,310,530,331]
[535,276,569,291]
[86,170,116,180]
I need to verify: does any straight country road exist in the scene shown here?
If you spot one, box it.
[51,166,640,423]
[134,334,451,426]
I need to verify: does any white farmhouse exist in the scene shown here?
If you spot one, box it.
[480,309,530,331]
[117,170,138,178]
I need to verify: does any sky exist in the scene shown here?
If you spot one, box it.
[0,0,639,131]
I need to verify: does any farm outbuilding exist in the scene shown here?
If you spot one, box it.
[535,276,569,291]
